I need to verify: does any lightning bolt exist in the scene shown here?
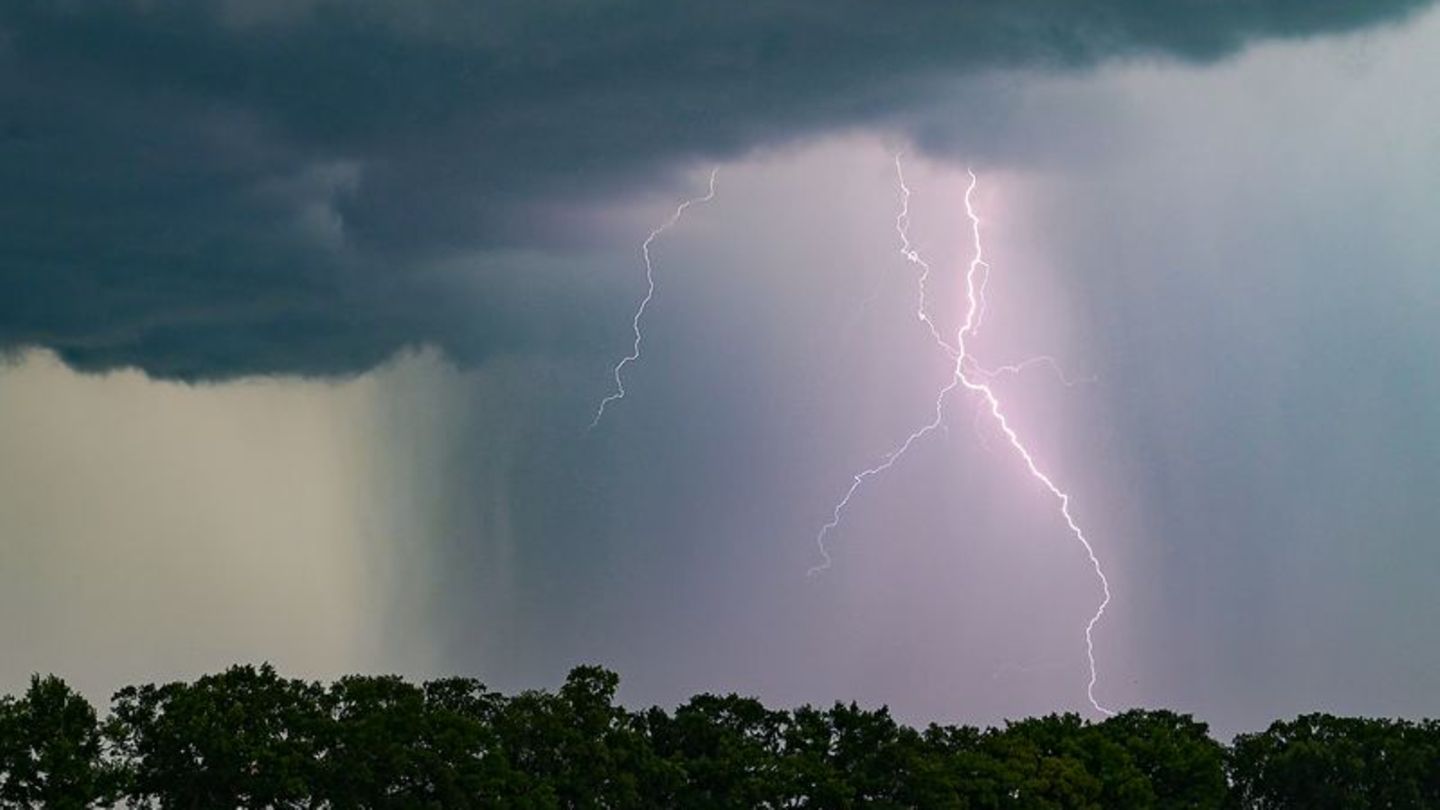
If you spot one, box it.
[811,156,1114,716]
[953,170,1113,716]
[971,355,1097,387]
[808,156,960,577]
[590,168,719,430]
[896,155,959,359]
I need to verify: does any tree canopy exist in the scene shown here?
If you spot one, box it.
[0,665,1434,808]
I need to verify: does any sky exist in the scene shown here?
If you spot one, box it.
[1,0,1438,738]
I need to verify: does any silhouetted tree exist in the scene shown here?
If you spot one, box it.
[315,674,526,808]
[1228,713,1440,809]
[0,675,111,808]
[105,664,325,808]
[982,714,1110,809]
[491,665,675,808]
[645,693,788,807]
[1,664,1436,808]
[1099,710,1227,809]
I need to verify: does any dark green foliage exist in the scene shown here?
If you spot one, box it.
[0,675,111,808]
[1228,714,1440,809]
[490,666,679,808]
[105,664,326,808]
[645,693,787,807]
[1,666,1436,808]
[1101,710,1227,809]
[316,675,517,808]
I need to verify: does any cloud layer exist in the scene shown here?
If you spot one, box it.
[1,0,1430,378]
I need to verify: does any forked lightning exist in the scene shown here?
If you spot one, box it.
[812,156,1114,715]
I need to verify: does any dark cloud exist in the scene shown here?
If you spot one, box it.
[0,0,1430,379]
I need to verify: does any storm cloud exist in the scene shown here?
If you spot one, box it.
[1,0,1431,378]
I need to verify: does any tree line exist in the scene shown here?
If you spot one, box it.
[0,664,1436,808]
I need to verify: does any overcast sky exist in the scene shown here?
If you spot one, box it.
[2,0,1438,738]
